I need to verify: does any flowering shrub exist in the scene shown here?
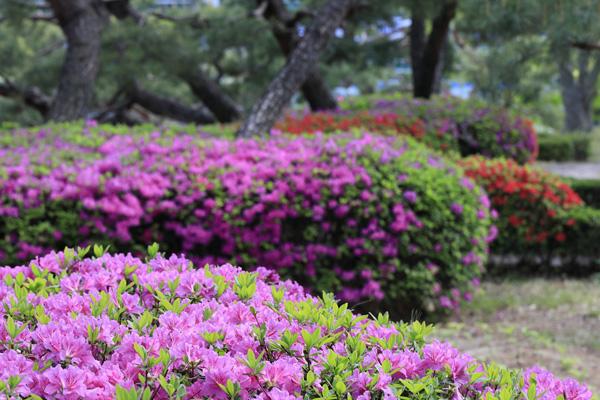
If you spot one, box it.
[0,124,493,315]
[363,96,539,164]
[0,248,592,399]
[276,95,538,164]
[458,157,600,270]
[276,111,429,140]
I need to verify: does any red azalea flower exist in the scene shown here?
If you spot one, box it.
[508,214,522,227]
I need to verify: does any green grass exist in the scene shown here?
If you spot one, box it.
[437,277,600,394]
[462,277,600,316]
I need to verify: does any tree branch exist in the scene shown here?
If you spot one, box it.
[0,12,56,23]
[572,41,600,51]
[104,0,145,24]
[0,80,51,116]
[180,68,242,123]
[286,10,315,27]
[127,82,216,124]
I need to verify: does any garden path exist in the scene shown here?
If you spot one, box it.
[537,162,600,179]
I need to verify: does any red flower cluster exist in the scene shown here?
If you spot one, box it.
[459,157,583,248]
[276,111,427,138]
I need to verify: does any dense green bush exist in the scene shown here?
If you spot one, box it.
[0,123,493,316]
[537,134,591,161]
[557,206,600,271]
[569,178,600,208]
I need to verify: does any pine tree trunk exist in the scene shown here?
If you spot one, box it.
[0,83,51,116]
[238,0,352,137]
[409,13,425,93]
[561,85,593,132]
[432,37,449,94]
[47,0,109,121]
[411,0,457,99]
[558,52,598,132]
[262,0,337,111]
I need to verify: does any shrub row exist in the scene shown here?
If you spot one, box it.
[0,249,592,400]
[537,134,591,161]
[459,157,600,272]
[555,206,600,270]
[275,95,538,164]
[569,178,600,208]
[0,124,493,316]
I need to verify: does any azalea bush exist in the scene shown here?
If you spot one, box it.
[0,248,593,400]
[275,111,431,141]
[275,95,538,164]
[459,157,600,271]
[0,124,493,315]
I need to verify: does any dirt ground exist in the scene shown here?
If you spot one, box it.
[435,278,600,394]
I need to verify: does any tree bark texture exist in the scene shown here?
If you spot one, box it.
[432,36,449,94]
[238,0,353,137]
[261,0,338,111]
[47,0,109,121]
[409,12,425,93]
[410,0,457,99]
[558,50,600,132]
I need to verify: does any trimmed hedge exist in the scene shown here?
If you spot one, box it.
[459,156,600,272]
[0,124,493,316]
[537,134,591,161]
[569,178,600,208]
[557,206,600,269]
[0,249,592,400]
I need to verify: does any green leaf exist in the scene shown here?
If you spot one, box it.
[147,242,160,259]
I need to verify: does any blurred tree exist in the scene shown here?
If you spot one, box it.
[0,0,411,125]
[47,0,114,121]
[238,0,355,137]
[256,0,337,111]
[408,0,457,99]
[459,0,600,132]
[0,0,246,123]
[0,3,63,124]
[456,35,552,107]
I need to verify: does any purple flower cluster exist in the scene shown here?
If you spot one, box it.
[0,249,591,399]
[1,126,493,314]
